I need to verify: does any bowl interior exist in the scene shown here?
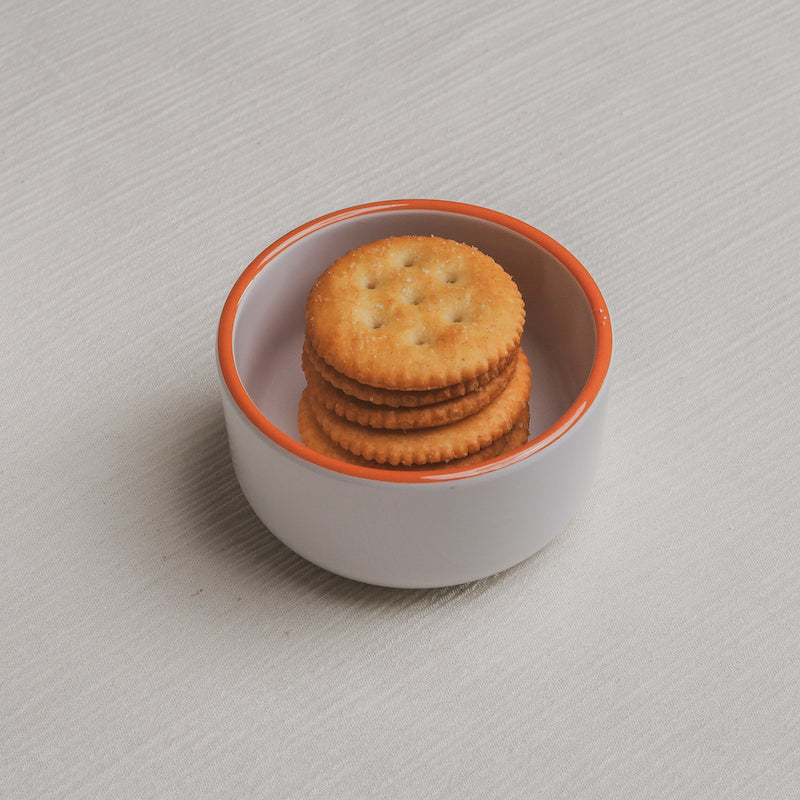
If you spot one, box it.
[231,208,597,454]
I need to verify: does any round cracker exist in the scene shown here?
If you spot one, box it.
[303,347,518,429]
[303,338,518,407]
[298,390,530,470]
[308,350,532,466]
[305,236,525,390]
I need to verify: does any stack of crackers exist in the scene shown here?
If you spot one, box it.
[298,235,530,470]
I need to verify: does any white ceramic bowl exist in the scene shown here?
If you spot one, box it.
[217,200,612,588]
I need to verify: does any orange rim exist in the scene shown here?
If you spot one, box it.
[217,199,612,484]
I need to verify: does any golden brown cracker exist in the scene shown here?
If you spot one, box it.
[298,390,530,470]
[308,350,531,465]
[305,236,525,390]
[303,347,518,429]
[302,338,518,407]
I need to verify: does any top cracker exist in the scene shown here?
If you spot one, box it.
[305,236,525,391]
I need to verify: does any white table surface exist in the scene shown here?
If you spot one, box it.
[3,1,798,797]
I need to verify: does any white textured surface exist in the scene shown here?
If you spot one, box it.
[2,0,798,796]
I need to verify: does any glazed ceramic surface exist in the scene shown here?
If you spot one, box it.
[218,200,612,587]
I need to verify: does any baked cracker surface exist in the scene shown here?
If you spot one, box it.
[302,339,518,407]
[308,350,532,466]
[305,236,525,391]
[298,390,530,470]
[303,347,519,430]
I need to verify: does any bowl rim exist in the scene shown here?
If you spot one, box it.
[217,199,612,484]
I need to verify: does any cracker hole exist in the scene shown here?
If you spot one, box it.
[443,272,459,284]
[365,279,378,290]
[402,254,417,267]
[451,311,464,323]
[412,332,430,345]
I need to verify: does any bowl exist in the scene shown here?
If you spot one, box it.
[217,200,612,588]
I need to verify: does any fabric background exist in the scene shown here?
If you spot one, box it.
[2,1,798,797]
